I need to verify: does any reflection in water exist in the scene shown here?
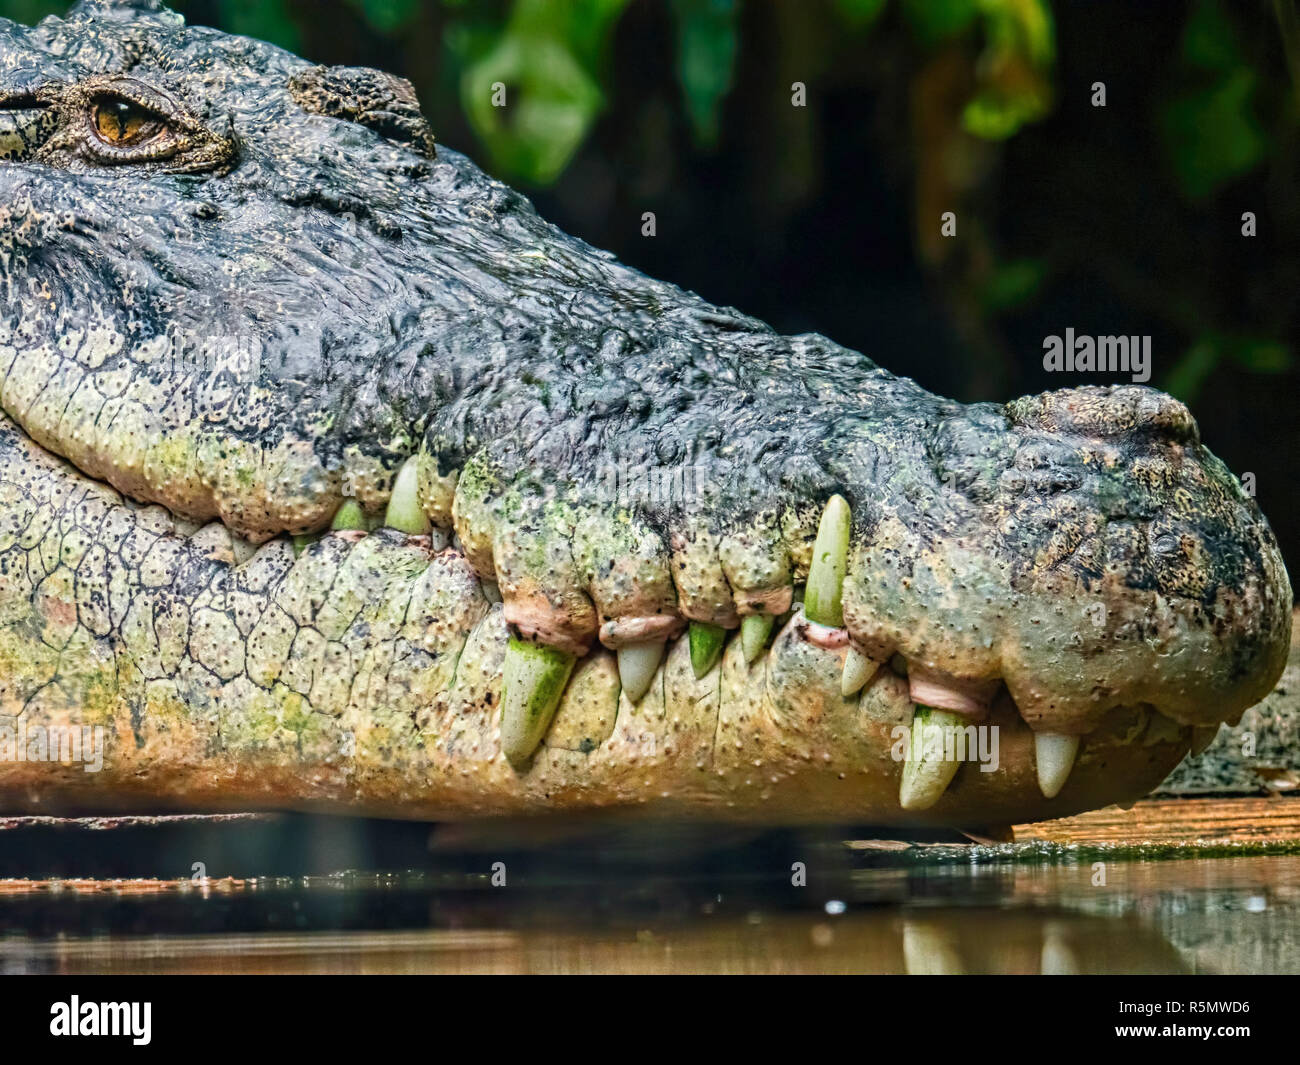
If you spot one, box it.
[0,820,1296,973]
[1,910,1192,975]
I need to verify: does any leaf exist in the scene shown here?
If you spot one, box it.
[462,36,602,183]
[1180,0,1242,72]
[901,0,979,47]
[1163,334,1291,405]
[670,0,739,147]
[1161,69,1268,200]
[1163,338,1220,405]
[1224,335,1291,373]
[962,82,1050,139]
[980,0,1055,67]
[960,0,1056,140]
[460,0,629,184]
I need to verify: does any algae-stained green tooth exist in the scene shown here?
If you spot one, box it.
[741,614,775,663]
[689,621,727,678]
[841,646,877,696]
[500,637,576,764]
[1034,732,1079,799]
[384,455,432,535]
[803,494,851,628]
[617,639,665,704]
[330,498,367,531]
[292,532,321,557]
[899,704,963,811]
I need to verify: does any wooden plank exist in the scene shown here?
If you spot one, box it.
[1015,796,1300,846]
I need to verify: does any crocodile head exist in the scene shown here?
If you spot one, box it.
[0,0,1289,825]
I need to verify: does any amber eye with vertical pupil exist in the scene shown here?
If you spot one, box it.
[91,97,159,147]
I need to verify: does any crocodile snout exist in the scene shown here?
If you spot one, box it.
[1000,385,1291,730]
[847,384,1290,747]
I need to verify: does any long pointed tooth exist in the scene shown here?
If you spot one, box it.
[500,637,575,765]
[384,456,431,535]
[741,614,775,663]
[331,498,367,531]
[899,705,963,811]
[1190,724,1220,756]
[1035,732,1080,798]
[841,646,878,696]
[689,621,726,678]
[617,640,665,704]
[804,494,851,628]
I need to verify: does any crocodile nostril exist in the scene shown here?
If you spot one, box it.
[1006,385,1199,446]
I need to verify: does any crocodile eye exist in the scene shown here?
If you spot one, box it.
[91,96,165,149]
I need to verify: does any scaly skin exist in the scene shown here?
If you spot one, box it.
[0,0,1289,826]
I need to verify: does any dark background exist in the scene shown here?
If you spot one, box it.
[5,0,1299,575]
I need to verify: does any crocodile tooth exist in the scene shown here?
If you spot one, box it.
[331,498,367,531]
[841,646,877,696]
[804,495,850,627]
[384,456,431,535]
[292,532,321,557]
[899,705,963,810]
[689,621,726,678]
[1035,733,1080,798]
[740,614,775,663]
[500,637,575,765]
[617,640,664,703]
[1190,724,1220,756]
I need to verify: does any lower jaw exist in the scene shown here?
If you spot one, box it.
[0,600,1191,827]
[0,413,1192,825]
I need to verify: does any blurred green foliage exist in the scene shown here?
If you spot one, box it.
[5,0,1059,181]
[669,0,738,147]
[7,0,1057,176]
[961,0,1055,140]
[1160,0,1269,202]
[458,0,622,182]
